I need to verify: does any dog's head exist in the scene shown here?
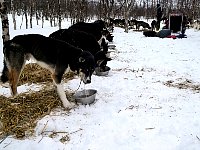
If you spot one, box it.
[106,33,114,42]
[101,40,109,53]
[95,51,112,68]
[102,29,114,42]
[78,51,95,84]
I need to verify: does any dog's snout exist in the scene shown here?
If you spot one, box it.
[86,79,91,84]
[83,79,91,84]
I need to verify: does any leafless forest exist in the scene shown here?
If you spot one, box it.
[4,0,200,29]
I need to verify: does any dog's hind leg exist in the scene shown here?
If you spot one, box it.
[8,68,21,96]
[51,71,73,109]
[4,46,26,96]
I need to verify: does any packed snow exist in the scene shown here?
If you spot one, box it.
[0,16,200,150]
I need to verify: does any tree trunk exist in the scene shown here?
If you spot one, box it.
[0,0,10,44]
[124,0,129,33]
[124,0,135,33]
[11,0,16,30]
[24,5,28,29]
[30,1,33,28]
[42,12,44,28]
[35,1,39,25]
[58,0,61,29]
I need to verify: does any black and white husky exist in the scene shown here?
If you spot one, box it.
[0,34,96,108]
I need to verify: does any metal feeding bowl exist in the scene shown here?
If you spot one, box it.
[74,89,97,105]
[108,44,116,49]
[95,66,110,76]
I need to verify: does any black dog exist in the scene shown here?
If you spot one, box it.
[136,21,151,30]
[49,29,111,69]
[1,34,95,108]
[68,21,113,44]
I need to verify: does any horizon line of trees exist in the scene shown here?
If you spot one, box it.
[1,0,199,31]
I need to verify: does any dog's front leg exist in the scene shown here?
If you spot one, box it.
[52,73,74,109]
[56,83,74,108]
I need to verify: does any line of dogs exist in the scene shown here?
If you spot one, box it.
[108,18,152,30]
[0,20,114,109]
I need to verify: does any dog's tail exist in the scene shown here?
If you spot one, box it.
[1,40,26,96]
[1,40,12,83]
[1,59,9,83]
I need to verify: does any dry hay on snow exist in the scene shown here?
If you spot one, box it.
[0,89,75,139]
[19,63,75,85]
[164,79,200,92]
[0,63,76,140]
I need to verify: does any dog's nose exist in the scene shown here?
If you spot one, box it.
[86,80,91,84]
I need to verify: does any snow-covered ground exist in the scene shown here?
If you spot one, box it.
[0,16,200,150]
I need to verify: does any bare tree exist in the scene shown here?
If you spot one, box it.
[4,0,200,30]
[0,0,10,44]
[11,0,16,30]
[124,0,135,32]
[29,0,34,28]
[100,0,115,21]
[24,1,28,29]
[58,0,61,29]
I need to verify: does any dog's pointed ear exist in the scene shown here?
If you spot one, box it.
[79,57,85,63]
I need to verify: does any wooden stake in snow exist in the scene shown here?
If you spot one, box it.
[0,0,10,44]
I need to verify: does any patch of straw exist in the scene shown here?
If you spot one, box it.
[0,88,75,139]
[0,63,76,139]
[19,63,75,85]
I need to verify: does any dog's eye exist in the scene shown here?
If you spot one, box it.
[90,68,94,72]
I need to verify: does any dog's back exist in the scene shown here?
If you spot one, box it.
[10,34,83,64]
[49,29,101,56]
[68,22,102,41]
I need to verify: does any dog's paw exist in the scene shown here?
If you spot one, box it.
[63,102,76,110]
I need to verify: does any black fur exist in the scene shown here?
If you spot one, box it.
[68,21,113,42]
[68,22,103,42]
[136,21,151,30]
[49,29,111,69]
[143,30,158,37]
[151,20,157,31]
[49,29,101,57]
